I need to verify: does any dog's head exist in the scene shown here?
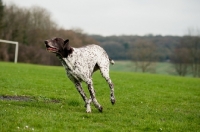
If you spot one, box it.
[44,37,73,57]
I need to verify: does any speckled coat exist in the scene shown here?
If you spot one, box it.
[44,38,115,113]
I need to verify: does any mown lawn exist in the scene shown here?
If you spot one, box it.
[0,62,199,131]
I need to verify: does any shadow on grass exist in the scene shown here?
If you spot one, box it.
[1,95,81,110]
[0,95,103,113]
[0,95,61,103]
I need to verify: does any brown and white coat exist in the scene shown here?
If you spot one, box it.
[44,37,115,113]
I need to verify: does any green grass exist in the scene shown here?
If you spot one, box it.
[0,62,200,131]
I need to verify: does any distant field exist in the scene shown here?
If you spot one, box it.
[111,61,175,75]
[0,62,199,131]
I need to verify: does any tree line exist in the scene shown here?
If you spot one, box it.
[0,1,199,77]
[91,33,200,77]
[0,1,97,65]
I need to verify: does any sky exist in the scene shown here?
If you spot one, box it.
[3,0,200,36]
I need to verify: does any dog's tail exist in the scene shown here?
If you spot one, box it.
[109,58,115,65]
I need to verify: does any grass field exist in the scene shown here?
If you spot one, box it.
[110,61,176,75]
[0,62,200,131]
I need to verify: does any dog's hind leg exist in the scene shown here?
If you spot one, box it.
[99,66,116,105]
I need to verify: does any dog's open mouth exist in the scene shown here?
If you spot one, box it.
[46,45,58,53]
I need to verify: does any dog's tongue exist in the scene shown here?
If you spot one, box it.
[48,47,56,51]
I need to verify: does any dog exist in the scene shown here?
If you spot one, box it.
[44,37,115,113]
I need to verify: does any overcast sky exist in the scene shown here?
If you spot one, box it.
[3,0,200,36]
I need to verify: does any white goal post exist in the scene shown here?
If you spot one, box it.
[0,39,19,63]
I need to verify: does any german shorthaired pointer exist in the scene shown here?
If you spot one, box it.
[44,37,115,113]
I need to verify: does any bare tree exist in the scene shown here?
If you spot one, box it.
[183,28,200,77]
[171,28,200,77]
[171,47,190,76]
[130,39,157,72]
[187,36,200,77]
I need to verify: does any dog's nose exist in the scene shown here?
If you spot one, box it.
[44,40,48,45]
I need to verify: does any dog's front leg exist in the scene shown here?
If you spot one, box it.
[74,82,92,113]
[87,79,103,112]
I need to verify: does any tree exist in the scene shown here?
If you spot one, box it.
[183,36,200,77]
[0,0,3,34]
[130,39,157,72]
[171,47,190,76]
[171,33,200,77]
[101,41,128,60]
[0,4,97,65]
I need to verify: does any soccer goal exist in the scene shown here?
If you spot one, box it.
[0,39,19,63]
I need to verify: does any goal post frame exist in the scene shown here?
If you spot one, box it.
[0,39,19,63]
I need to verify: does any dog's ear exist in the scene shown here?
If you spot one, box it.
[63,39,70,50]
[63,39,73,55]
[64,39,69,45]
